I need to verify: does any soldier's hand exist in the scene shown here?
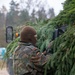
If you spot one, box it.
[47,41,53,49]
[30,51,46,65]
[30,52,41,65]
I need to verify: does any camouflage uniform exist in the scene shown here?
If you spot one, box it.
[13,42,48,75]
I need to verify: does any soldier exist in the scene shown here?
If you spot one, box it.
[13,26,49,75]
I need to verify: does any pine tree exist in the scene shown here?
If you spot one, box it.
[37,7,47,20]
[48,8,55,19]
[31,9,36,22]
[6,0,20,27]
[20,9,30,24]
[53,0,75,26]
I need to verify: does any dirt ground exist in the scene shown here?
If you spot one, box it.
[0,60,9,75]
[0,68,9,75]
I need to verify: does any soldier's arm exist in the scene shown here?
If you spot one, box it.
[30,51,50,66]
[30,41,53,66]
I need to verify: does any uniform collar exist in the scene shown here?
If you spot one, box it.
[19,41,33,46]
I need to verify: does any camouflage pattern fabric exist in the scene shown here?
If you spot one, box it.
[13,42,48,75]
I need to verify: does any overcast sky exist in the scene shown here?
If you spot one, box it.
[0,0,65,15]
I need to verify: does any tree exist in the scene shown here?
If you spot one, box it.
[20,0,33,11]
[37,7,47,20]
[30,9,36,22]
[53,0,75,26]
[0,12,4,27]
[6,0,20,27]
[0,6,7,47]
[20,9,30,24]
[26,0,33,10]
[19,0,55,22]
[48,8,55,19]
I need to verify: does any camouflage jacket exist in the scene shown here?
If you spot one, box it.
[13,42,48,75]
